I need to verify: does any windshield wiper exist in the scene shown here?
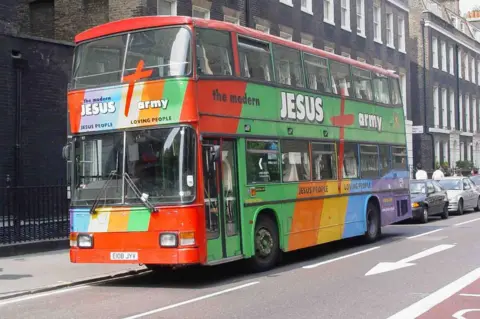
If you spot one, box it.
[89,170,118,215]
[123,172,157,213]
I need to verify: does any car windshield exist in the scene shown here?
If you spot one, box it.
[72,126,196,205]
[71,26,192,89]
[437,179,462,190]
[409,182,426,194]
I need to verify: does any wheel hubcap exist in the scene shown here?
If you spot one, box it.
[256,228,273,258]
[368,211,377,236]
[424,209,428,220]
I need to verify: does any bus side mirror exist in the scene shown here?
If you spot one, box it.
[62,143,72,160]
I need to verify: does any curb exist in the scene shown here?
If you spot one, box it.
[0,268,150,301]
[0,239,69,258]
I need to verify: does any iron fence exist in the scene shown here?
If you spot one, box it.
[0,184,69,245]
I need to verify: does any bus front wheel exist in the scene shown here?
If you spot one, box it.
[248,214,280,272]
[364,201,381,243]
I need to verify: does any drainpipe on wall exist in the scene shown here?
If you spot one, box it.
[11,50,24,188]
[420,19,436,173]
[245,0,250,27]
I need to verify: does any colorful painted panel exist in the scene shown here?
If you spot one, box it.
[71,207,151,233]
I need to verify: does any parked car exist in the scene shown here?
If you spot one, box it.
[468,175,480,192]
[437,177,480,215]
[410,179,449,223]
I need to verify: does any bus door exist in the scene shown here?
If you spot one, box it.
[202,138,242,263]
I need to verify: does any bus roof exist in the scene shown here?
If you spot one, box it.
[75,16,398,78]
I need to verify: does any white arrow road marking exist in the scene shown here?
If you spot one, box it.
[452,309,480,319]
[365,244,455,276]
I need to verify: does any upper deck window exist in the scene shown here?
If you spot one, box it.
[195,28,233,76]
[72,26,191,89]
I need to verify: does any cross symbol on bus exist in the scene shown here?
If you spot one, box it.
[122,60,153,117]
[330,88,354,190]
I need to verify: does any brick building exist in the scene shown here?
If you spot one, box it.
[409,0,480,174]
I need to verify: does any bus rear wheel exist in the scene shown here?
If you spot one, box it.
[364,201,381,243]
[248,215,280,272]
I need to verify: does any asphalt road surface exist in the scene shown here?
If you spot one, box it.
[2,212,480,319]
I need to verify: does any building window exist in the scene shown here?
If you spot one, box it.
[356,0,365,36]
[279,0,293,6]
[192,5,210,19]
[473,97,477,133]
[341,0,351,31]
[443,141,448,163]
[449,45,454,75]
[255,24,270,34]
[357,57,366,63]
[397,15,405,52]
[324,0,334,24]
[399,73,407,116]
[341,52,351,59]
[459,93,463,131]
[460,142,465,160]
[324,46,334,53]
[465,55,469,81]
[441,41,447,71]
[224,15,239,25]
[432,37,438,68]
[301,38,313,47]
[442,88,447,128]
[468,143,472,162]
[433,86,439,127]
[450,90,455,130]
[373,5,381,43]
[280,31,292,41]
[158,0,177,15]
[301,0,313,14]
[386,13,394,47]
[471,58,476,84]
[458,49,463,78]
[435,141,440,163]
[466,95,470,132]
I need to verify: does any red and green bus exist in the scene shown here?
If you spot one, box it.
[64,16,411,272]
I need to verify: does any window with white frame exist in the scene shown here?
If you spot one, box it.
[443,141,448,163]
[192,5,210,19]
[357,57,366,63]
[224,15,240,25]
[458,49,462,78]
[468,143,472,162]
[397,15,405,52]
[441,41,447,71]
[466,95,470,132]
[399,73,406,116]
[386,13,394,47]
[324,46,334,53]
[341,0,351,31]
[460,142,465,160]
[373,5,381,43]
[356,0,365,36]
[471,58,476,84]
[432,37,438,68]
[435,141,440,163]
[341,52,351,59]
[473,97,477,133]
[450,89,455,130]
[324,0,334,24]
[256,24,270,34]
[465,54,469,81]
[442,88,447,128]
[459,93,463,130]
[301,38,313,47]
[279,0,293,6]
[158,0,177,15]
[433,86,439,127]
[280,31,292,41]
[301,0,313,13]
[449,45,454,75]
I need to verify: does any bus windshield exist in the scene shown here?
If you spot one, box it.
[72,126,196,205]
[72,26,192,89]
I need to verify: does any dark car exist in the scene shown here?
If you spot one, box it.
[410,179,449,223]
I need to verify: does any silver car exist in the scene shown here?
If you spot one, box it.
[437,177,480,215]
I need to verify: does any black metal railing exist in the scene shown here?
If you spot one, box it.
[0,184,69,245]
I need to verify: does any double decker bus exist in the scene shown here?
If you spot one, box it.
[64,16,411,272]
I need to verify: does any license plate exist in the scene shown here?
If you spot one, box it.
[110,252,138,261]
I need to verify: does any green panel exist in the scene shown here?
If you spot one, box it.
[127,208,151,231]
[207,237,223,262]
[161,79,189,122]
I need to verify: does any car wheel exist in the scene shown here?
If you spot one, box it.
[420,206,428,223]
[457,199,464,215]
[441,203,449,219]
[475,197,480,211]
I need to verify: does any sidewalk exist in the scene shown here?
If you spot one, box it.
[0,250,145,299]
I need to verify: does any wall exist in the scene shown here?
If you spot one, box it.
[0,34,73,186]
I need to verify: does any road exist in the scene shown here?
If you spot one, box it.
[2,212,480,319]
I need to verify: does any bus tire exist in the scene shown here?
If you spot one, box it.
[248,214,280,272]
[364,201,381,243]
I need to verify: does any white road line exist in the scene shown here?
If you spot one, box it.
[302,246,380,269]
[407,228,444,239]
[459,293,480,297]
[454,217,480,227]
[121,281,259,319]
[386,267,480,319]
[0,272,144,306]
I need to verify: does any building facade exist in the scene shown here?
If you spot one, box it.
[409,0,480,174]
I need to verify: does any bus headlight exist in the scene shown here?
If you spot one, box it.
[77,234,93,248]
[160,233,178,247]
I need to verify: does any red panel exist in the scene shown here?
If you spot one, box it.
[68,90,85,134]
